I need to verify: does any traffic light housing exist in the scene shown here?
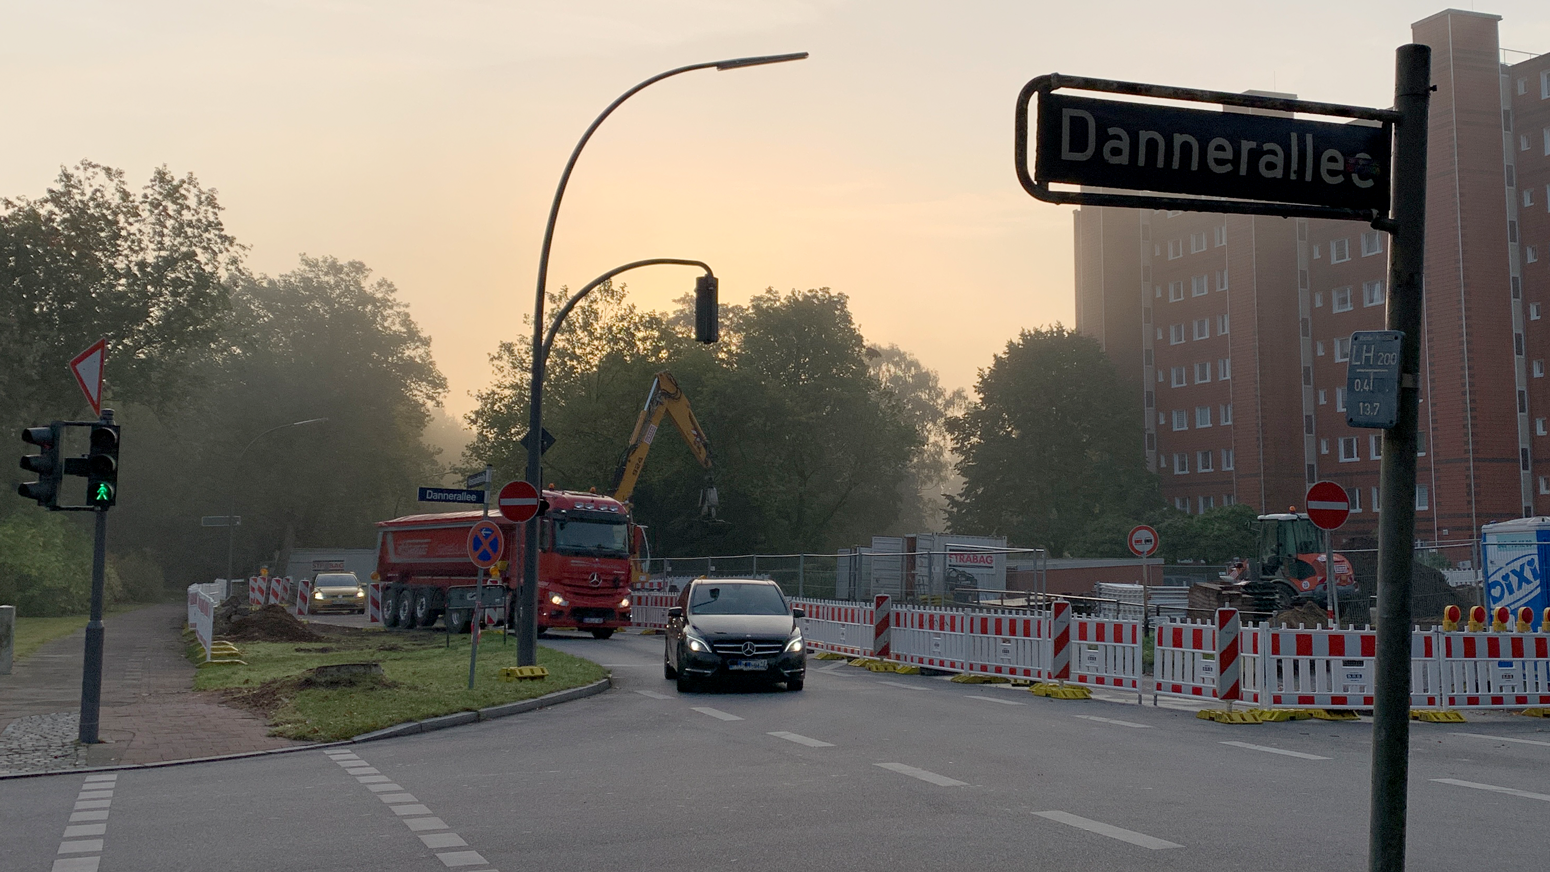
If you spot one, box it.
[19,423,63,508]
[86,422,120,508]
[694,274,719,344]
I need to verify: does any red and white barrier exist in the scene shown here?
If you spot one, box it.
[367,583,384,625]
[1153,620,1220,699]
[294,577,313,617]
[268,576,285,608]
[249,576,264,608]
[1050,600,1072,681]
[1217,609,1242,701]
[1434,632,1550,709]
[873,595,892,659]
[1072,617,1143,692]
[629,592,680,631]
[793,598,874,658]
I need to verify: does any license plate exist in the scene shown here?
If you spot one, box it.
[729,659,768,671]
[582,617,605,624]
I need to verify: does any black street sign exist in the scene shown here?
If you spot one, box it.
[1035,92,1390,210]
[1345,330,1404,429]
[465,468,492,488]
[418,487,486,505]
[200,515,240,527]
[520,428,556,456]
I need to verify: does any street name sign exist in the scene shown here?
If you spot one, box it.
[465,468,492,488]
[418,487,485,505]
[200,515,240,527]
[1345,330,1403,429]
[467,519,504,569]
[1127,524,1159,557]
[497,480,541,524]
[1305,481,1351,531]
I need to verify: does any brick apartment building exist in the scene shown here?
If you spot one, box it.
[1074,9,1550,548]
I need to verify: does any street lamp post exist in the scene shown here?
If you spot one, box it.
[519,52,807,666]
[226,417,327,581]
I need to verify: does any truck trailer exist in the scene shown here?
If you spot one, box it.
[374,489,640,638]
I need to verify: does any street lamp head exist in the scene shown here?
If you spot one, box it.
[715,52,809,71]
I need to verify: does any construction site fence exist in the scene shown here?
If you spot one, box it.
[185,582,222,661]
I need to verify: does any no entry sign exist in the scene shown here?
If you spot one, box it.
[1127,525,1159,557]
[497,480,541,524]
[1305,481,1351,530]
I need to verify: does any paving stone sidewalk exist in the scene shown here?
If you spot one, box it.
[0,602,306,776]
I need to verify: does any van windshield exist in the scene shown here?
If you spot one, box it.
[552,519,628,557]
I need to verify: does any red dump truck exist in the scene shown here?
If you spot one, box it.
[373,489,640,638]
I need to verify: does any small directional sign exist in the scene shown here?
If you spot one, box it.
[467,519,504,569]
[418,487,486,505]
[465,468,492,488]
[1345,330,1403,429]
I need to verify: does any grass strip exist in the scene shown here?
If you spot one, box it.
[188,630,605,742]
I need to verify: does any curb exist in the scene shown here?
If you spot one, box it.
[0,675,615,780]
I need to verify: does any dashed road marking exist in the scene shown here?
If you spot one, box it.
[1431,778,1550,802]
[1034,811,1183,849]
[879,680,927,691]
[327,750,502,870]
[1220,741,1330,760]
[634,690,671,700]
[874,762,967,787]
[391,804,435,816]
[1074,715,1152,729]
[404,817,450,832]
[53,773,116,872]
[1449,732,1550,748]
[435,850,490,867]
[769,731,835,747]
[378,793,418,803]
[367,783,406,792]
[343,766,381,775]
[966,694,1025,706]
[420,833,469,848]
[691,707,743,721]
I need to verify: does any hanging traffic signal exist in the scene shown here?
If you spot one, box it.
[694,274,719,344]
[85,422,120,509]
[19,424,63,508]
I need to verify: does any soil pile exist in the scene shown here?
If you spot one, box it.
[221,662,394,718]
[222,605,324,643]
[1272,601,1331,629]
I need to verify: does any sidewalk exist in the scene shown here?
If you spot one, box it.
[0,602,306,776]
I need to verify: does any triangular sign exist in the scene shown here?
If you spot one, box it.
[69,338,107,416]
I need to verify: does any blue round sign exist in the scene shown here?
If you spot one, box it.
[467,519,504,569]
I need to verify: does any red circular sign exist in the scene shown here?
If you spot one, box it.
[467,519,504,568]
[1305,480,1351,530]
[496,480,541,523]
[1127,524,1158,557]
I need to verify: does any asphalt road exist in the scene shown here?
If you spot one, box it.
[3,629,1547,871]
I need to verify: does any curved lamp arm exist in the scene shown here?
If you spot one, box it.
[539,259,712,368]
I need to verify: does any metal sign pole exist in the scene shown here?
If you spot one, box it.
[468,465,492,690]
[1327,529,1341,628]
[1369,43,1431,872]
[77,506,107,744]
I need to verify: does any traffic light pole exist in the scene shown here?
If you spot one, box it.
[78,505,108,744]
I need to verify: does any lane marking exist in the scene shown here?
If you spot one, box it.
[78,790,113,800]
[874,762,967,787]
[1220,741,1330,760]
[343,766,381,775]
[966,694,1025,706]
[50,858,100,871]
[880,680,927,691]
[63,825,106,838]
[327,750,496,866]
[1075,715,1152,729]
[1450,732,1550,748]
[391,804,435,816]
[769,731,835,747]
[356,775,392,783]
[69,811,109,823]
[435,850,490,867]
[366,783,405,792]
[1034,811,1183,849]
[1431,778,1550,802]
[378,793,418,803]
[420,833,469,849]
[404,817,450,832]
[58,840,104,854]
[73,800,111,810]
[634,690,672,700]
[82,774,116,783]
[692,707,744,721]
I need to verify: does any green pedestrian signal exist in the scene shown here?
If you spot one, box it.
[91,482,115,506]
[85,421,119,509]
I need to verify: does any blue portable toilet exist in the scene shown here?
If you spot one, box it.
[1481,518,1550,617]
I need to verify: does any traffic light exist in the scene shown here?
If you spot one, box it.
[19,424,63,508]
[694,274,719,344]
[85,422,120,509]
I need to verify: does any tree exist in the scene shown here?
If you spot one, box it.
[945,325,1161,556]
[867,344,966,533]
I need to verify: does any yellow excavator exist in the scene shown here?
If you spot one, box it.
[610,370,718,518]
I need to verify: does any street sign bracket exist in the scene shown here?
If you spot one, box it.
[1015,73,1397,225]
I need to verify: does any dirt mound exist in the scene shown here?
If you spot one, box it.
[222,605,323,643]
[1272,601,1330,628]
[220,662,394,718]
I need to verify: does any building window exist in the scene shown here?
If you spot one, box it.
[1418,430,1426,456]
[1522,135,1532,152]
[1348,487,1362,513]
[1371,487,1380,513]
[1544,127,1550,155]
[1175,496,1187,510]
[1214,225,1227,247]
[1535,360,1545,378]
[1193,318,1210,340]
[1528,247,1539,264]
[1190,231,1207,253]
[1169,281,1184,302]
[1156,369,1165,383]
[1537,418,1547,437]
[1174,452,1189,473]
[1542,476,1550,495]
[1194,361,1212,383]
[1192,275,1208,297]
[1220,403,1233,424]
[1318,389,1327,405]
[1198,450,1214,472]
[1223,493,1236,506]
[1154,285,1162,298]
[1158,412,1166,426]
[1518,77,1528,96]
[1336,387,1346,412]
[1314,291,1324,308]
[1527,189,1536,208]
[1363,280,1384,307]
[1313,244,1321,259]
[1168,238,1183,259]
[1156,327,1164,341]
[1216,269,1229,291]
[1361,230,1382,256]
[1170,324,1185,344]
[1217,314,1230,335]
[1218,358,1231,380]
[1332,286,1353,312]
[1320,438,1329,455]
[1199,495,1214,513]
[1316,340,1326,357]
[1330,238,1350,263]
[1172,410,1188,431]
[1542,69,1550,98]
[1416,485,1429,511]
[1196,406,1212,428]
[1171,366,1187,387]
[1532,303,1542,321]
[1339,436,1358,462]
[1222,448,1235,470]
[1334,337,1351,362]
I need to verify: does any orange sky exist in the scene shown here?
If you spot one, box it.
[6,2,1548,423]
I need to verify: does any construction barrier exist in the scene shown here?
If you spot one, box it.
[294,577,313,617]
[794,598,874,659]
[1433,632,1550,709]
[629,591,679,632]
[267,576,286,608]
[873,595,892,658]
[249,576,264,608]
[1071,616,1144,693]
[186,583,218,661]
[367,583,384,625]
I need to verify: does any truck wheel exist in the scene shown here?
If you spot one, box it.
[446,609,471,634]
[591,628,615,640]
[1273,583,1296,612]
[395,589,415,629]
[413,590,436,628]
[383,587,402,628]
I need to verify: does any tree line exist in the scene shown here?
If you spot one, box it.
[1,161,1254,615]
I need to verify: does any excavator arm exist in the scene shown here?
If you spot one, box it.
[610,371,718,516]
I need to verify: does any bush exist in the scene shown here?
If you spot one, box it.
[0,512,123,616]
